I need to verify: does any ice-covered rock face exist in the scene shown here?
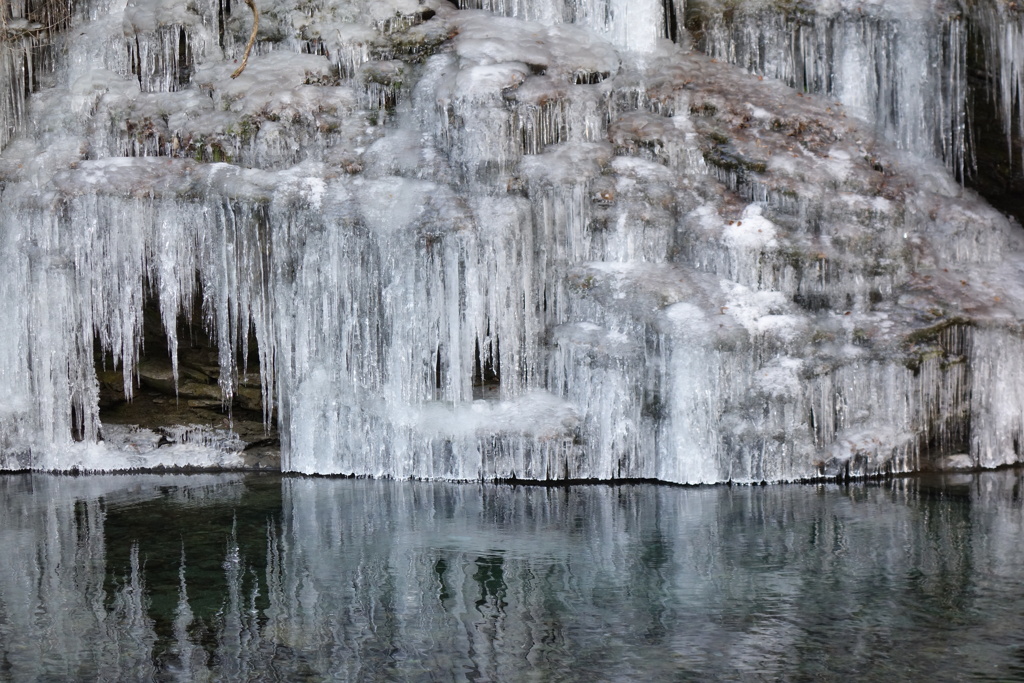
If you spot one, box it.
[2,0,1024,482]
[686,0,1024,215]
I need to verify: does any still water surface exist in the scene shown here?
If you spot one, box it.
[1,470,1023,681]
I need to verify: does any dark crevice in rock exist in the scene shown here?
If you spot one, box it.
[965,26,1024,227]
[96,290,279,469]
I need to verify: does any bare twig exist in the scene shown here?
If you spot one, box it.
[230,0,258,79]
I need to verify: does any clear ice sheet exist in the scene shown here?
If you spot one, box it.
[1,0,1024,482]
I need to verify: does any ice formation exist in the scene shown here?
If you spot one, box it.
[2,0,1024,482]
[688,0,1024,182]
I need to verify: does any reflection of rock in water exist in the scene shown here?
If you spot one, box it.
[4,0,1024,481]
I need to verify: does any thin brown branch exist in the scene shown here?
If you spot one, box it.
[230,0,258,79]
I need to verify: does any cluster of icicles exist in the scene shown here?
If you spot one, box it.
[0,0,1023,482]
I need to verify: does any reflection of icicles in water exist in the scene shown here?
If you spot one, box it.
[169,549,210,682]
[215,525,266,681]
[5,474,1024,677]
[102,543,158,681]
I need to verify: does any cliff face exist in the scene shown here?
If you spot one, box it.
[2,0,1024,482]
[686,0,1024,225]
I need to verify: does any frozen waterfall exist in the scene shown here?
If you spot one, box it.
[2,0,1024,483]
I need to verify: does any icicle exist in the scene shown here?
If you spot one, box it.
[975,1,1024,169]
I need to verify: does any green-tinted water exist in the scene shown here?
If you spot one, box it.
[1,470,1023,681]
